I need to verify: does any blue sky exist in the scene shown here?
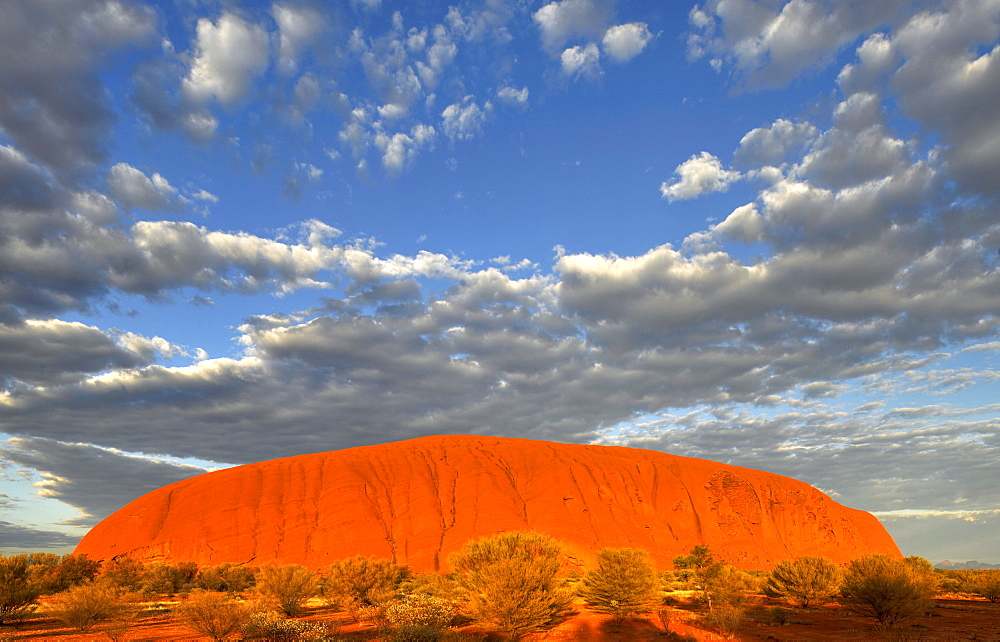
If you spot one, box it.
[1,0,998,563]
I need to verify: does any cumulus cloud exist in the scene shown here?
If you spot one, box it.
[660,151,741,200]
[496,85,529,107]
[441,97,492,141]
[183,12,270,105]
[561,43,602,78]
[107,163,183,211]
[533,0,612,54]
[601,22,653,62]
[0,319,154,389]
[374,124,436,172]
[734,118,817,168]
[0,0,155,173]
[688,0,912,89]
[272,3,324,74]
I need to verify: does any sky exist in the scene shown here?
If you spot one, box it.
[0,0,998,563]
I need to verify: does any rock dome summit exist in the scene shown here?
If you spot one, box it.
[75,435,900,572]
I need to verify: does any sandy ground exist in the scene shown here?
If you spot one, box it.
[2,594,997,640]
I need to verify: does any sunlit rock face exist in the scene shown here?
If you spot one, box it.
[75,435,900,572]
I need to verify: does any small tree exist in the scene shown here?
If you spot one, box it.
[0,555,42,626]
[47,579,141,632]
[841,554,936,629]
[174,590,254,641]
[673,545,725,609]
[578,547,661,624]
[764,556,842,607]
[449,531,573,640]
[324,555,410,616]
[255,564,319,617]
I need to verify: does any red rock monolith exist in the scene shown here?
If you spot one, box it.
[75,435,900,571]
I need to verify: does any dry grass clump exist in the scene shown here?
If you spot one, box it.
[173,590,254,641]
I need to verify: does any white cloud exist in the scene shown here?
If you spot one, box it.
[688,0,913,88]
[533,0,611,53]
[496,85,529,107]
[374,124,437,172]
[561,43,602,78]
[734,118,817,168]
[601,22,653,62]
[107,163,181,211]
[271,3,323,74]
[183,12,269,105]
[441,97,492,141]
[660,151,741,201]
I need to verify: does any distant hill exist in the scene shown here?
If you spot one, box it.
[75,434,901,572]
[935,560,1000,570]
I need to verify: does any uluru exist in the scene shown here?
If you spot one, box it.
[75,435,900,572]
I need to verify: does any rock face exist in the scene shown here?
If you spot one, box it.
[75,435,900,572]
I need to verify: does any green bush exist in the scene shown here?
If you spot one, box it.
[449,531,573,640]
[578,547,661,623]
[0,555,42,627]
[255,564,319,617]
[764,556,841,607]
[324,555,410,616]
[173,590,254,641]
[841,554,936,629]
[46,579,141,632]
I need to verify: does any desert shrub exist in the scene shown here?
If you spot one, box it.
[764,556,842,607]
[173,590,254,641]
[971,571,1000,602]
[578,547,662,623]
[399,573,464,602]
[761,605,791,626]
[704,605,746,638]
[255,564,319,617]
[243,610,328,640]
[385,593,457,629]
[449,531,574,640]
[841,554,936,629]
[140,561,199,595]
[101,556,146,591]
[705,565,758,610]
[34,554,102,594]
[0,555,42,626]
[324,555,410,616]
[196,562,256,592]
[47,579,141,631]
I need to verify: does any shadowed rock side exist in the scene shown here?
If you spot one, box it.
[75,435,900,572]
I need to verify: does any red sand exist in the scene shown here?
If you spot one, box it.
[75,434,899,572]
